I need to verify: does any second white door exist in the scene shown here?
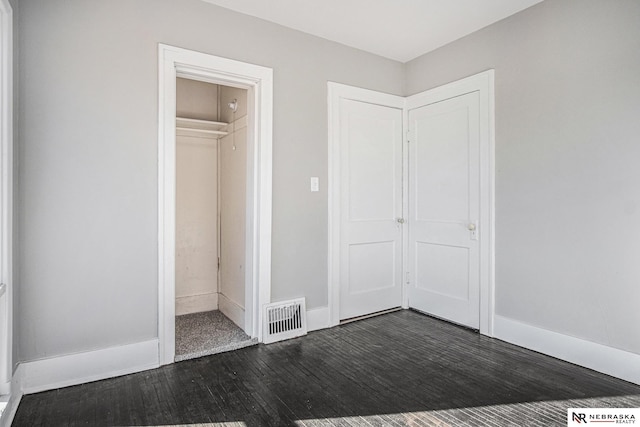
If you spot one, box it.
[408,91,481,329]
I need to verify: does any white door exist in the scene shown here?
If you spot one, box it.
[408,91,481,329]
[339,99,404,320]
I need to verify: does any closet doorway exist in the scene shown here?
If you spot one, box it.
[174,78,255,361]
[158,44,274,366]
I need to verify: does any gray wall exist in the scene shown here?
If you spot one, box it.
[17,0,403,361]
[18,0,639,365]
[406,0,640,355]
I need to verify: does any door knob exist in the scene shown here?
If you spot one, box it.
[397,218,405,224]
[468,222,478,241]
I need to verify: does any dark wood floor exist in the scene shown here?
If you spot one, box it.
[12,310,640,426]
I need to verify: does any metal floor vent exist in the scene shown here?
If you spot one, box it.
[263,298,307,344]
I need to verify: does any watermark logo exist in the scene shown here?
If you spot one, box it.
[572,412,587,423]
[568,408,638,425]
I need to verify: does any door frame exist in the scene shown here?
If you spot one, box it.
[0,0,12,395]
[328,70,495,335]
[158,44,273,365]
[406,70,495,336]
[327,83,406,327]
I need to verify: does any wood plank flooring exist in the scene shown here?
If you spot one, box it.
[12,310,640,426]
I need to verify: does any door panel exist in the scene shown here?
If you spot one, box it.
[349,241,396,292]
[408,92,481,329]
[415,243,469,300]
[339,99,403,320]
[415,108,470,221]
[347,111,396,221]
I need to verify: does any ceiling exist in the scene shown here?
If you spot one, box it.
[201,0,544,63]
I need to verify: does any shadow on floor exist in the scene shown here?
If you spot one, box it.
[12,310,640,426]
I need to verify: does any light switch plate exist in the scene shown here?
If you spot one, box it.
[310,177,319,192]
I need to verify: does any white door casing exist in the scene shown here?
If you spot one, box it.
[328,71,494,334]
[0,0,12,395]
[158,44,273,365]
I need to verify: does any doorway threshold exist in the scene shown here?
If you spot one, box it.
[175,310,257,362]
[340,307,403,325]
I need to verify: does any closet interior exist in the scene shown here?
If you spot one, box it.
[174,77,256,361]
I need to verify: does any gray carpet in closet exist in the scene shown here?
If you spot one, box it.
[175,310,257,362]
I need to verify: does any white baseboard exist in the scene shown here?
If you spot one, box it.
[0,402,6,427]
[0,393,20,427]
[307,306,330,332]
[176,292,218,316]
[0,365,23,427]
[19,339,159,395]
[219,293,244,330]
[494,315,640,385]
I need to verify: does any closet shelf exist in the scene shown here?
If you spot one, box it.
[176,117,229,138]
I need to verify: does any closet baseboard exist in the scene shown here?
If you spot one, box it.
[218,293,244,330]
[176,293,218,316]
